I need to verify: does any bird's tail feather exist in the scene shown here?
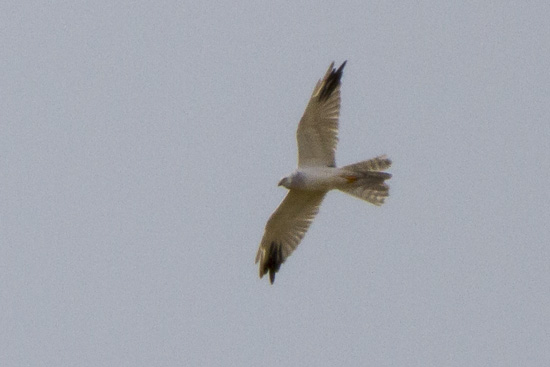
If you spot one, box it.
[339,155,392,206]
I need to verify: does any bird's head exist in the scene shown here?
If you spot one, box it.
[278,176,291,188]
[278,172,304,189]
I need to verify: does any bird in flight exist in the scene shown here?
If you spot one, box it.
[255,61,392,284]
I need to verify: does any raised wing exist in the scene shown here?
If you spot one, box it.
[255,190,326,283]
[296,61,346,168]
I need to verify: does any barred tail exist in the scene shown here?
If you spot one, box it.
[339,155,392,206]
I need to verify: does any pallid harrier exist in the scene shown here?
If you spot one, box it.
[255,61,392,284]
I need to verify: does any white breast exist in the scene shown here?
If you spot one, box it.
[290,167,344,191]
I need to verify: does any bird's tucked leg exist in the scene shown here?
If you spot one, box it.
[342,174,358,183]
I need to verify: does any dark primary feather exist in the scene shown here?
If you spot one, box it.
[261,242,283,284]
[319,61,347,101]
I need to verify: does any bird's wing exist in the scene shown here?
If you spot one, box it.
[296,61,346,168]
[255,190,326,283]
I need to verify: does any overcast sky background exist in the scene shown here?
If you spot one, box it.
[2,1,550,366]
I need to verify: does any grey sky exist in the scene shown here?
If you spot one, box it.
[2,1,549,366]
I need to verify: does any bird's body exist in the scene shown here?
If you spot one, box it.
[279,167,346,191]
[256,61,392,284]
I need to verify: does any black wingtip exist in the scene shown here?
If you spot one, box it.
[319,61,347,101]
[263,242,283,284]
[337,60,347,72]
